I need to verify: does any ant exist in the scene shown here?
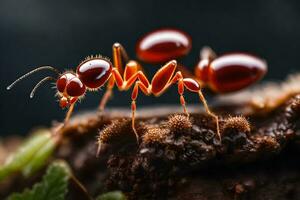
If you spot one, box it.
[7,28,267,148]
[6,45,218,143]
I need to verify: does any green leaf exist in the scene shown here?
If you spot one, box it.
[22,136,56,177]
[7,160,71,200]
[96,191,127,200]
[0,129,57,181]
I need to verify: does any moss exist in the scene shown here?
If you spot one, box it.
[98,119,134,145]
[167,114,193,136]
[142,128,169,144]
[222,116,250,134]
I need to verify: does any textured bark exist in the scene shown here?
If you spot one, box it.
[1,75,300,200]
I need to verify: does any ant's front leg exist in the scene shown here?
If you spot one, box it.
[64,102,76,125]
[53,100,77,135]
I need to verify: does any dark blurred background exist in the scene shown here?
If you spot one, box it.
[1,0,299,135]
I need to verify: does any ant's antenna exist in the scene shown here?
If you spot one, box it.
[7,66,60,90]
[30,76,56,98]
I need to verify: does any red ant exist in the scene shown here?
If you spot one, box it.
[7,28,267,147]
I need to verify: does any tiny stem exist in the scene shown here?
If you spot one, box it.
[70,174,93,200]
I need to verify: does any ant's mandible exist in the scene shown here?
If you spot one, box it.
[7,28,267,147]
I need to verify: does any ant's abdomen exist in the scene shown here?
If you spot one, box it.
[77,58,112,89]
[136,29,192,63]
[208,54,267,93]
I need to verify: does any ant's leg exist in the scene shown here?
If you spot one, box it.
[169,71,189,116]
[123,61,141,81]
[98,43,130,111]
[64,103,76,125]
[112,43,129,75]
[150,68,189,116]
[99,61,147,111]
[99,59,148,111]
[122,61,149,91]
[99,77,115,111]
[131,82,139,143]
[108,68,150,144]
[182,78,221,140]
[131,100,138,143]
[111,67,148,91]
[178,79,189,116]
[54,101,77,134]
[131,81,150,144]
[197,90,220,139]
[98,63,128,111]
[114,62,150,92]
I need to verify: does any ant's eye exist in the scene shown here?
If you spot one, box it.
[66,77,86,97]
[56,75,67,93]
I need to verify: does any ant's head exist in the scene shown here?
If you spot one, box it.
[7,66,86,109]
[56,72,86,108]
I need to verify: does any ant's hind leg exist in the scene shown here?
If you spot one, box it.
[130,81,150,144]
[198,90,220,140]
[131,100,139,144]
[181,78,220,141]
[131,82,140,144]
